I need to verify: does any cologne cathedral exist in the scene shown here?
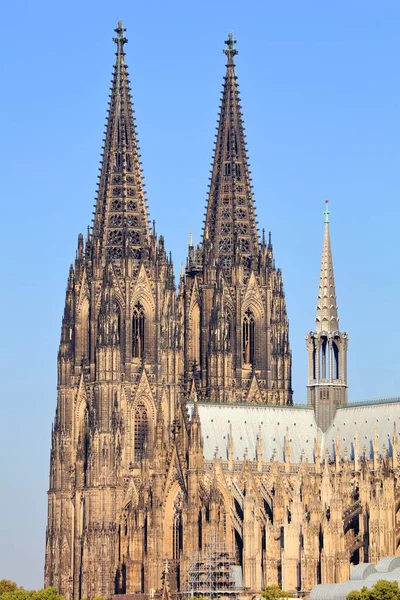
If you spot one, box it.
[45,22,400,600]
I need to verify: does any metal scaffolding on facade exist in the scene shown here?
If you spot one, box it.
[184,533,242,599]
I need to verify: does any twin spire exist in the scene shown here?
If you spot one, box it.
[92,22,341,317]
[92,21,150,263]
[316,200,339,332]
[203,33,259,277]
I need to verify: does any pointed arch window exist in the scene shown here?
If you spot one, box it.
[113,300,121,341]
[134,402,148,462]
[132,302,145,358]
[191,303,200,368]
[243,308,255,365]
[333,340,340,379]
[224,309,232,351]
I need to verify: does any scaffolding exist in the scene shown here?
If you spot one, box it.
[184,533,242,600]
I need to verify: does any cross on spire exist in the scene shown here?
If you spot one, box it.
[203,34,258,279]
[113,20,127,48]
[113,21,127,95]
[223,33,238,66]
[92,22,150,263]
[324,199,330,223]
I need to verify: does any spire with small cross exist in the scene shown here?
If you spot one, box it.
[92,21,150,264]
[316,200,339,332]
[203,34,259,279]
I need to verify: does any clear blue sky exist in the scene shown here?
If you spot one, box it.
[0,0,399,590]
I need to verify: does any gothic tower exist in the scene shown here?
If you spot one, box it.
[184,34,292,405]
[45,22,180,600]
[306,201,348,431]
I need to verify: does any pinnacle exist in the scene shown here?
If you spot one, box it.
[315,200,339,333]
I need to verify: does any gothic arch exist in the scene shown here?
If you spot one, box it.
[128,394,155,464]
[163,481,185,559]
[189,301,201,367]
[132,302,145,359]
[133,401,148,461]
[76,296,89,360]
[241,301,264,368]
[130,293,155,361]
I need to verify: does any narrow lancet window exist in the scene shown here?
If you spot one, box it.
[132,302,145,358]
[134,402,148,462]
[243,308,255,365]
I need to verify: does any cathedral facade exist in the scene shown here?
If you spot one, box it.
[45,23,400,600]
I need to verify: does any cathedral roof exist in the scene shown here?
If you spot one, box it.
[202,34,259,277]
[189,398,400,463]
[189,403,317,462]
[324,399,400,459]
[92,21,150,263]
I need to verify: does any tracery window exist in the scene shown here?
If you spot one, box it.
[128,231,140,245]
[127,215,138,227]
[114,153,122,170]
[220,223,231,234]
[132,302,145,358]
[243,308,255,365]
[191,303,200,367]
[109,214,123,227]
[240,238,250,252]
[219,237,232,252]
[221,256,232,274]
[134,402,148,461]
[237,208,247,220]
[111,199,123,211]
[108,247,123,259]
[108,230,122,244]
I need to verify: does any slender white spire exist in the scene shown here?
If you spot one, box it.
[316,200,339,333]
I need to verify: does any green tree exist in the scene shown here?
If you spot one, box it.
[347,580,400,600]
[33,588,64,600]
[262,584,294,600]
[0,582,19,596]
[0,590,32,600]
[0,586,63,600]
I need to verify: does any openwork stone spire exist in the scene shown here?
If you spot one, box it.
[316,200,339,333]
[92,21,150,262]
[307,200,348,431]
[203,33,259,277]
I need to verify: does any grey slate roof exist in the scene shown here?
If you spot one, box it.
[189,398,400,463]
[310,557,400,600]
[324,400,400,459]
[189,403,317,462]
